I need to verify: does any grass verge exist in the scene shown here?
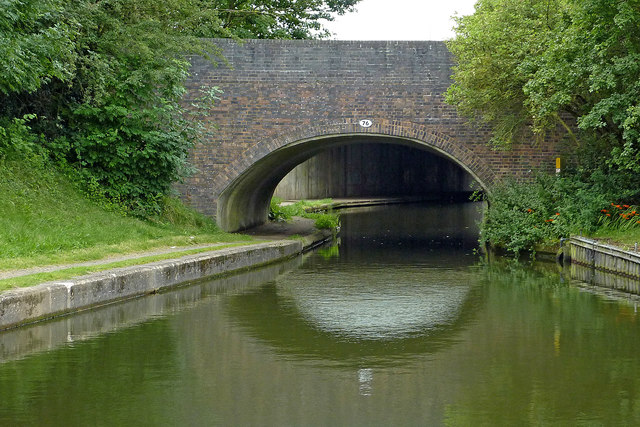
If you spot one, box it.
[0,242,263,291]
[589,228,640,251]
[0,156,250,274]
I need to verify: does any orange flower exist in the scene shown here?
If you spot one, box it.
[623,204,630,208]
[606,213,611,217]
[545,219,554,222]
[601,209,609,213]
[526,208,533,213]
[555,212,560,216]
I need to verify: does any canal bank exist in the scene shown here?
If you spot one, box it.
[7,202,640,426]
[531,236,640,296]
[0,221,332,331]
[564,236,640,279]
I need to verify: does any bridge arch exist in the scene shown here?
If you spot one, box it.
[215,120,496,231]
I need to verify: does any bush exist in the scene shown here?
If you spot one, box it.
[269,197,292,222]
[482,169,640,256]
[0,115,39,159]
[310,213,340,230]
[269,197,340,231]
[481,179,561,256]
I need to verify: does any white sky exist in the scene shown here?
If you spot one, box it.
[323,0,478,41]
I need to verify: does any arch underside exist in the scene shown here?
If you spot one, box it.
[216,124,496,232]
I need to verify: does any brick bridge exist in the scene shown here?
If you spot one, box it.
[179,39,566,231]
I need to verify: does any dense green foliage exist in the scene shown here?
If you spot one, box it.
[480,175,635,255]
[448,0,640,157]
[0,0,76,95]
[1,0,359,216]
[1,0,219,214]
[448,0,640,254]
[446,0,569,146]
[197,0,359,39]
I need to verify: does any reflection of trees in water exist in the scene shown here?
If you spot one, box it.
[445,260,640,425]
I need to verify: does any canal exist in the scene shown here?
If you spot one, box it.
[2,203,640,425]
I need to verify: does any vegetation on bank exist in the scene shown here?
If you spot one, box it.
[0,0,360,277]
[1,0,361,217]
[479,174,640,256]
[0,155,249,273]
[448,0,640,256]
[269,198,340,231]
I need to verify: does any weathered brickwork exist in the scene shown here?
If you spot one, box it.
[178,39,568,230]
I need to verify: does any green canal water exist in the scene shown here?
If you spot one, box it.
[2,203,640,426]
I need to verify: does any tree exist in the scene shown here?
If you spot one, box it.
[0,0,76,95]
[527,0,640,173]
[445,0,570,147]
[193,0,360,39]
[447,0,640,172]
[447,0,640,252]
[1,0,361,215]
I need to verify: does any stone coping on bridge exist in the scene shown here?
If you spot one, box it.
[0,231,332,331]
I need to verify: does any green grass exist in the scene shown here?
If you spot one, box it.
[270,197,339,230]
[589,228,640,251]
[0,156,251,272]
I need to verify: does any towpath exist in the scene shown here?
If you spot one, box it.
[0,217,318,282]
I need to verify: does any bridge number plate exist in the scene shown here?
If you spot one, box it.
[359,119,373,128]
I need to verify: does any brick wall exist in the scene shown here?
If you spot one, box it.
[178,39,568,229]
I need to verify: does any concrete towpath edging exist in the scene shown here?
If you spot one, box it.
[0,232,331,331]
